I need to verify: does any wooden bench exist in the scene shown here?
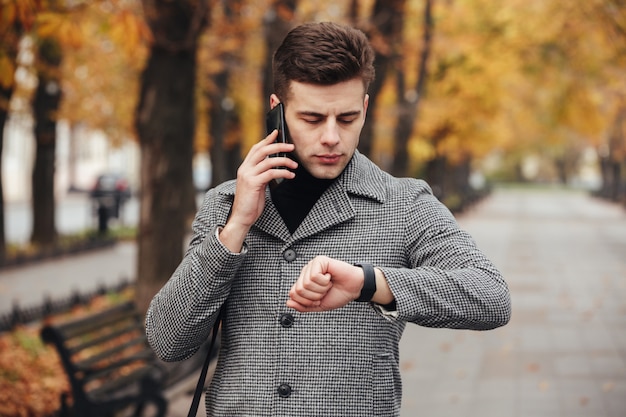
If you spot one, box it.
[41,301,167,417]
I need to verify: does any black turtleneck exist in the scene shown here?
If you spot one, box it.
[270,163,335,234]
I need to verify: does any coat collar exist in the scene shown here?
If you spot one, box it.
[337,150,388,204]
[218,151,388,242]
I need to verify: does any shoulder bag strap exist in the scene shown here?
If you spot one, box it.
[187,310,222,417]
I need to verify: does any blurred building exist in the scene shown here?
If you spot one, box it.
[2,115,140,203]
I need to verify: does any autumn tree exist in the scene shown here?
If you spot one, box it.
[0,1,43,260]
[202,0,250,188]
[57,4,150,162]
[262,0,297,112]
[407,0,513,205]
[0,3,24,261]
[30,35,62,247]
[391,0,433,178]
[358,0,404,159]
[134,0,211,313]
[0,0,144,253]
[581,0,626,201]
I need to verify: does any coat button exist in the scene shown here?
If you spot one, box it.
[277,383,292,398]
[279,313,295,328]
[283,249,297,262]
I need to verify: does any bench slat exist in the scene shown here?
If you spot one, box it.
[67,321,140,355]
[87,365,155,401]
[79,348,155,382]
[74,334,146,371]
[55,302,139,339]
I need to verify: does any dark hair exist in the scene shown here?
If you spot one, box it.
[272,22,375,102]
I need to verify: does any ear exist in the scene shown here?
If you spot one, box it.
[270,94,280,109]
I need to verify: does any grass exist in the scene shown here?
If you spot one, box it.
[3,226,137,267]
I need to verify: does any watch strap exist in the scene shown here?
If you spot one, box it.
[354,263,376,302]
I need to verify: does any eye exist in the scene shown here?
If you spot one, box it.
[338,117,357,125]
[303,117,322,124]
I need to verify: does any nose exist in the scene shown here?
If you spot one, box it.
[320,119,340,147]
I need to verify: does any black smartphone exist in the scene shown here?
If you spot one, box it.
[266,102,288,159]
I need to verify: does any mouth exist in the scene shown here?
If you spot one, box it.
[316,154,342,164]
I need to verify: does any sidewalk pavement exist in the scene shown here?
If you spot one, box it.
[0,241,136,316]
[1,186,625,416]
[398,187,626,417]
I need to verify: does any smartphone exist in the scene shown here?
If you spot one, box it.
[266,102,289,159]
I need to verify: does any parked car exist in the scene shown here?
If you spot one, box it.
[90,173,131,221]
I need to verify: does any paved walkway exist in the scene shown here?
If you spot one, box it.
[398,187,626,417]
[1,187,625,416]
[0,241,136,315]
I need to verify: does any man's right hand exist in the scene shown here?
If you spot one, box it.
[218,130,296,252]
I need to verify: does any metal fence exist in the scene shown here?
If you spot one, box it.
[0,278,133,333]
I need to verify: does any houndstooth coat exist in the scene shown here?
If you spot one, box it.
[145,151,511,417]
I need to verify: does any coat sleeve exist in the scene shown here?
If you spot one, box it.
[145,187,245,362]
[378,181,511,330]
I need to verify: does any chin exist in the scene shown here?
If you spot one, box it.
[310,167,342,180]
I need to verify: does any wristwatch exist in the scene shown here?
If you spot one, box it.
[354,263,376,302]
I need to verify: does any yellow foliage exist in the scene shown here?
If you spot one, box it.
[408,137,436,163]
[0,53,15,89]
[34,11,62,38]
[35,12,83,48]
[53,2,149,143]
[109,10,152,58]
[3,0,622,174]
[1,0,39,32]
[0,2,17,31]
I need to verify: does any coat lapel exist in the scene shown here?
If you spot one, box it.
[289,151,387,242]
[253,181,355,243]
[290,181,356,242]
[254,188,292,241]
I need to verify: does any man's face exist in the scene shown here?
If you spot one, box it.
[270,78,369,180]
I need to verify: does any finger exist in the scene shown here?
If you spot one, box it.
[286,298,324,313]
[290,273,332,304]
[309,272,332,288]
[238,153,297,188]
[295,264,328,292]
[263,155,298,171]
[241,131,279,167]
[290,278,325,302]
[250,131,295,161]
[289,283,325,304]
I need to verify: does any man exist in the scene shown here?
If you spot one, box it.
[146,21,510,416]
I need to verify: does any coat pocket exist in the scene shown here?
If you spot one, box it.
[372,351,400,416]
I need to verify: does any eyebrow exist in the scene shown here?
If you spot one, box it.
[297,110,362,118]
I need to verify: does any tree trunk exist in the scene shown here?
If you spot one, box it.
[135,47,197,313]
[360,0,404,159]
[0,85,10,263]
[262,0,297,112]
[610,161,622,201]
[31,38,62,247]
[208,70,241,187]
[135,0,209,314]
[424,155,446,200]
[391,0,433,177]
[207,0,245,188]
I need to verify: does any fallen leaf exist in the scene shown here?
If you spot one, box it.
[526,362,541,373]
[602,381,614,392]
